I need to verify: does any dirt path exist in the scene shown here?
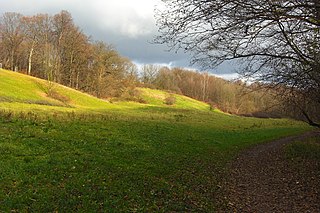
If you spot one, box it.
[225,130,320,212]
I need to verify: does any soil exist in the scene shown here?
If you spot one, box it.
[223,130,320,213]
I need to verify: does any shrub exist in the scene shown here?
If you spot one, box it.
[164,94,176,105]
[111,88,147,104]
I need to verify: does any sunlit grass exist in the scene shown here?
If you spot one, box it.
[138,87,210,111]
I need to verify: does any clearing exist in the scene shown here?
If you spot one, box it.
[0,69,316,211]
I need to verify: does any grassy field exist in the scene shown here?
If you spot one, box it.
[0,69,313,211]
[286,135,320,162]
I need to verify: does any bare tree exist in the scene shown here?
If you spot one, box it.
[21,15,43,75]
[52,10,77,84]
[0,12,24,71]
[141,64,160,85]
[86,41,129,98]
[155,0,320,126]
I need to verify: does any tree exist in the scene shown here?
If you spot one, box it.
[30,14,54,81]
[87,41,130,98]
[0,12,24,71]
[141,64,160,85]
[155,0,320,126]
[120,57,139,87]
[21,14,44,75]
[52,10,83,85]
[155,66,181,93]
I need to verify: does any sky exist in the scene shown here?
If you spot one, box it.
[0,0,237,79]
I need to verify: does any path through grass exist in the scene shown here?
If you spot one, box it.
[0,108,311,212]
[0,69,313,211]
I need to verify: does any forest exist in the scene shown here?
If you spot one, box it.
[0,11,318,122]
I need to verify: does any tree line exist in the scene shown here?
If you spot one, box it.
[0,11,138,98]
[140,65,286,117]
[155,0,320,126]
[141,64,319,122]
[1,10,318,124]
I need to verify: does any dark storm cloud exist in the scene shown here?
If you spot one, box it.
[0,0,236,78]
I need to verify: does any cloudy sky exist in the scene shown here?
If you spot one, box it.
[0,0,236,78]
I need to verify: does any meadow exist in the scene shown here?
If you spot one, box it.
[0,69,312,211]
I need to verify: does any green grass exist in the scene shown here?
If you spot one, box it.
[286,136,320,161]
[0,69,214,112]
[0,110,311,212]
[0,69,110,108]
[137,88,211,111]
[0,69,314,211]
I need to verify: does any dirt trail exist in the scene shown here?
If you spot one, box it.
[225,130,320,212]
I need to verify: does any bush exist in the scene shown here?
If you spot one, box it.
[164,94,176,105]
[111,88,147,104]
[46,89,70,104]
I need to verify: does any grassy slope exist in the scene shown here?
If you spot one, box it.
[137,87,211,111]
[0,69,313,211]
[0,69,112,109]
[0,69,213,113]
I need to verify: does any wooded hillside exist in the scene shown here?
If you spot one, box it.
[1,11,318,122]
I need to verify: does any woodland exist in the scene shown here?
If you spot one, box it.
[0,10,318,124]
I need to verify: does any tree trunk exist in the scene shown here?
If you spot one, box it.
[76,71,80,90]
[302,110,320,128]
[69,52,74,87]
[28,41,35,75]
[11,50,14,71]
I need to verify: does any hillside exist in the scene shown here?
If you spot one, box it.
[0,69,109,109]
[0,69,213,113]
[0,68,314,212]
